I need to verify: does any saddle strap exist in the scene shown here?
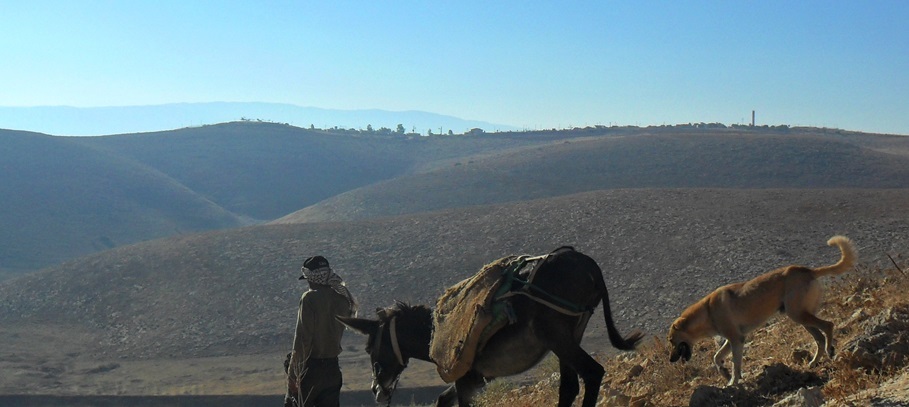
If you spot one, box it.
[496,248,593,316]
[496,290,589,316]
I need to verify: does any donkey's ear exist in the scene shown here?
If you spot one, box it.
[337,316,380,336]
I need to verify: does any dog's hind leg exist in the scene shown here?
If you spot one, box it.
[800,325,827,367]
[789,311,836,367]
[713,339,732,381]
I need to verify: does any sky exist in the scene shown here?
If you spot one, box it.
[2,1,908,134]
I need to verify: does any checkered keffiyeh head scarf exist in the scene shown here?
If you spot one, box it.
[301,256,358,316]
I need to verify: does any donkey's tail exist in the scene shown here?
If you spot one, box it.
[593,262,644,351]
[811,235,857,278]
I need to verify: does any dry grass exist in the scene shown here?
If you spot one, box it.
[475,263,909,406]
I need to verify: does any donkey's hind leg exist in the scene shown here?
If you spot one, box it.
[540,320,605,407]
[557,358,580,407]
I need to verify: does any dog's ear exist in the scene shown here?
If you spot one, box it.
[670,317,688,332]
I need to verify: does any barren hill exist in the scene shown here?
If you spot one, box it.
[275,131,909,223]
[5,124,908,277]
[0,129,245,273]
[2,188,908,363]
[75,122,566,221]
[1,122,559,275]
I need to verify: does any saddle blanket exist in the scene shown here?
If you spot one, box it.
[430,255,523,383]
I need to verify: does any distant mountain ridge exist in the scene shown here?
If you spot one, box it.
[0,102,518,136]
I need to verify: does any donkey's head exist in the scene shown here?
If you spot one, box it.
[338,301,421,406]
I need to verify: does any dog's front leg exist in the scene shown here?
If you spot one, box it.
[728,340,745,386]
[713,339,732,381]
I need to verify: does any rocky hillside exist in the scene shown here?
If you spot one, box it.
[2,188,908,361]
[477,263,909,406]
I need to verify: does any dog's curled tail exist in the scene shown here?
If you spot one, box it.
[811,235,857,278]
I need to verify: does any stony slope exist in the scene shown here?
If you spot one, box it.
[478,264,909,406]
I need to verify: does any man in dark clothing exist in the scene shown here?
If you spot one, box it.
[285,256,358,407]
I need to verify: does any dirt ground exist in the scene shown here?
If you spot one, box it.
[0,324,446,405]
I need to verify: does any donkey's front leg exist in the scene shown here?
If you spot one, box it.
[454,370,485,407]
[435,384,457,407]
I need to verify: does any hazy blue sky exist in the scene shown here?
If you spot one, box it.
[2,1,907,134]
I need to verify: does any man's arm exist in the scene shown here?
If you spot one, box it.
[288,296,314,380]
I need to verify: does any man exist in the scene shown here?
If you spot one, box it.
[285,255,358,407]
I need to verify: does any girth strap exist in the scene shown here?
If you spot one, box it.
[496,290,590,316]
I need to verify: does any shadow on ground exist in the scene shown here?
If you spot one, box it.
[0,386,448,407]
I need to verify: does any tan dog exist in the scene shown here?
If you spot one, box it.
[667,236,857,386]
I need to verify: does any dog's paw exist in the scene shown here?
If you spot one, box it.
[717,366,732,381]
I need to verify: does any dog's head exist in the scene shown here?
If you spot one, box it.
[667,318,693,363]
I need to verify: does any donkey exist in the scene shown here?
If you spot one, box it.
[339,248,643,407]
